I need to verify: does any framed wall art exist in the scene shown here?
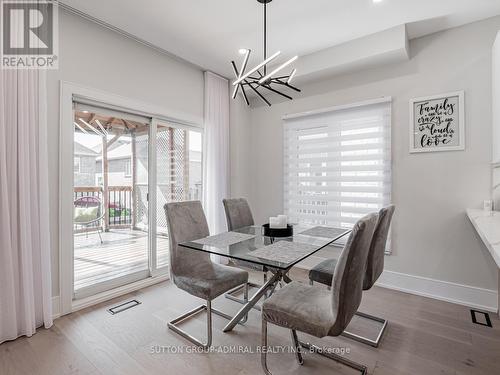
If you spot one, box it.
[409,91,465,153]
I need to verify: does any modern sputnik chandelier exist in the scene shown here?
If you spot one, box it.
[231,0,300,106]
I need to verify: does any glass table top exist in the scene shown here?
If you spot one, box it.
[179,224,351,270]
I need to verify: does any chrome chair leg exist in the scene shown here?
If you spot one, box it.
[290,329,304,365]
[239,283,249,324]
[310,281,384,347]
[299,341,368,375]
[168,303,213,348]
[342,311,388,348]
[168,294,247,348]
[261,319,272,375]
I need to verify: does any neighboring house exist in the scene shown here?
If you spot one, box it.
[78,138,202,201]
[74,142,99,187]
[95,142,133,187]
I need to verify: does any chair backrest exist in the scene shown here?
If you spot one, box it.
[164,201,211,277]
[74,196,102,221]
[222,198,255,231]
[363,205,395,290]
[75,196,100,208]
[329,213,378,336]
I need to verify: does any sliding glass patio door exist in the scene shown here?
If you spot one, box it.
[71,104,201,300]
[73,106,154,299]
[154,122,203,270]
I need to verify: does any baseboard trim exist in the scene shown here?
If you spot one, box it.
[71,274,170,313]
[376,270,498,313]
[52,274,170,319]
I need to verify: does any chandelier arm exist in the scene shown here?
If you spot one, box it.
[240,49,251,78]
[231,61,241,99]
[231,60,239,75]
[247,81,271,106]
[259,84,293,100]
[273,79,301,92]
[283,83,301,92]
[240,84,250,105]
[232,84,240,99]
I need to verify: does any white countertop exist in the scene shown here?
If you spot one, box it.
[467,208,500,268]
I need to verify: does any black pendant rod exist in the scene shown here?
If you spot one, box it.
[263,1,267,76]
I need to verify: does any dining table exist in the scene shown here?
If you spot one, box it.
[179,223,351,332]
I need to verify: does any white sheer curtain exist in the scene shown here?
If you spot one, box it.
[0,67,53,344]
[202,72,230,263]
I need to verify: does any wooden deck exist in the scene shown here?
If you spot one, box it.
[74,229,169,292]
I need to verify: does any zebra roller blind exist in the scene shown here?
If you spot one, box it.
[283,99,392,234]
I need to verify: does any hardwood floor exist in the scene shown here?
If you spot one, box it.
[1,269,499,375]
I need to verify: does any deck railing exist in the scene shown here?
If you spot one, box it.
[75,184,201,231]
[74,186,133,228]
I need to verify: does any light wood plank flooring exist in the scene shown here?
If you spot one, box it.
[1,270,499,375]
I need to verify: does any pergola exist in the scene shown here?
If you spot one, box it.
[73,111,189,232]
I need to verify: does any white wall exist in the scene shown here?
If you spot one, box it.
[492,31,500,164]
[47,9,204,296]
[233,16,500,293]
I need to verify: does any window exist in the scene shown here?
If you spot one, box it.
[74,157,81,173]
[283,99,391,237]
[124,159,131,177]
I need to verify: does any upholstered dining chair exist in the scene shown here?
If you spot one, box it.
[308,204,396,347]
[260,213,378,375]
[222,198,268,305]
[164,201,249,348]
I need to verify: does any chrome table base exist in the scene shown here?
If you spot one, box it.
[223,269,285,332]
[224,281,263,311]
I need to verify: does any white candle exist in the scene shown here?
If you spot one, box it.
[277,215,288,227]
[269,217,281,228]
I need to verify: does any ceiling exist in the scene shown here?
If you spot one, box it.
[61,0,500,78]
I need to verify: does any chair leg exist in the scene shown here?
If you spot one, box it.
[168,296,246,348]
[290,330,304,365]
[309,279,313,286]
[261,319,272,375]
[342,311,388,348]
[97,227,103,244]
[239,283,249,324]
[299,341,368,375]
[168,303,213,348]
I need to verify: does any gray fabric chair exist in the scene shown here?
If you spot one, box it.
[164,201,249,348]
[222,198,268,306]
[223,198,255,231]
[261,213,378,375]
[308,204,396,347]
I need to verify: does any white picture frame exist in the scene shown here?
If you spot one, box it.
[409,91,465,153]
